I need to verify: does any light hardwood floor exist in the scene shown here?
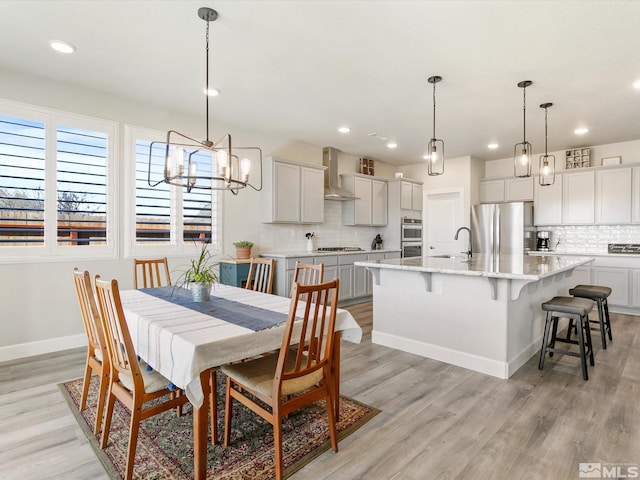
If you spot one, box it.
[1,303,639,479]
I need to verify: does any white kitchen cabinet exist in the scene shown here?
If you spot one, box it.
[595,167,631,224]
[534,177,563,225]
[505,177,534,201]
[261,157,325,224]
[632,269,640,307]
[341,174,388,226]
[632,167,640,223]
[562,170,595,224]
[479,179,505,203]
[570,266,592,286]
[338,265,353,300]
[592,266,629,307]
[388,179,423,212]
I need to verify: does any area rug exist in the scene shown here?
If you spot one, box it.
[60,374,379,480]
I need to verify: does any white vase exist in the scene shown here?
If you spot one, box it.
[306,239,314,252]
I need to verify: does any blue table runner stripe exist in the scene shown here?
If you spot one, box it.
[139,287,287,332]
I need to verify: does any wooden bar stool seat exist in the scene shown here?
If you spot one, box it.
[568,284,613,349]
[539,296,595,381]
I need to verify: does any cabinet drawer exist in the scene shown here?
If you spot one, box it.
[368,253,385,261]
[286,257,310,269]
[315,255,338,267]
[339,253,368,265]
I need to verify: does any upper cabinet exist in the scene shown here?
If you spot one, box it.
[562,170,595,224]
[388,179,423,212]
[261,157,325,224]
[534,179,563,225]
[479,177,533,203]
[632,167,640,223]
[595,167,632,224]
[341,173,388,226]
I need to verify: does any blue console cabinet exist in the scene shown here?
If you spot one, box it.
[219,259,251,288]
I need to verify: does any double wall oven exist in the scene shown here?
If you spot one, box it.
[401,217,422,257]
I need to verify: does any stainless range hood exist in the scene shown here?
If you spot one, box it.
[323,147,358,201]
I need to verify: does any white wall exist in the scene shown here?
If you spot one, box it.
[484,139,640,179]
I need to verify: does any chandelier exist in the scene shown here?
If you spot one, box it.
[147,7,262,194]
[514,80,532,178]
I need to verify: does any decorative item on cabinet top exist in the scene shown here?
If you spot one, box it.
[565,148,590,169]
[359,158,375,176]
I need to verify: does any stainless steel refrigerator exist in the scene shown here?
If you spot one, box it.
[471,201,536,255]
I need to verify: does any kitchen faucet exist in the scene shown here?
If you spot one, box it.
[454,227,472,259]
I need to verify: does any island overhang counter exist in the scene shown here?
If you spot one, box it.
[354,254,593,379]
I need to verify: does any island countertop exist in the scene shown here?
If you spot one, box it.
[354,254,593,281]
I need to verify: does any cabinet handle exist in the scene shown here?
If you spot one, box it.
[429,246,435,249]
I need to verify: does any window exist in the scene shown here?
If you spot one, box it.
[0,101,116,261]
[125,126,220,257]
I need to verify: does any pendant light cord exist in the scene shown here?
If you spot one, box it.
[522,85,527,144]
[544,106,548,155]
[432,80,437,140]
[205,18,210,144]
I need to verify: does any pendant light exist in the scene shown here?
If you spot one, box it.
[147,7,262,195]
[427,75,444,176]
[539,103,556,186]
[514,80,533,178]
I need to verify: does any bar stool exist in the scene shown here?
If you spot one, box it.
[568,284,612,349]
[539,296,595,381]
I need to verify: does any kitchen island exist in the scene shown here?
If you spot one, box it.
[354,254,593,378]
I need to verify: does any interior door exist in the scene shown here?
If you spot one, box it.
[425,189,463,255]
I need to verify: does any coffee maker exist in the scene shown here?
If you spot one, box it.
[537,231,550,251]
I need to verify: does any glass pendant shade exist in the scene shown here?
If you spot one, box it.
[538,102,555,186]
[514,80,533,178]
[147,7,262,195]
[427,75,444,176]
[427,138,444,175]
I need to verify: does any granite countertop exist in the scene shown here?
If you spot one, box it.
[529,251,640,258]
[354,254,594,281]
[260,249,401,259]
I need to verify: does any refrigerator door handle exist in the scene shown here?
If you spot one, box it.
[493,205,500,256]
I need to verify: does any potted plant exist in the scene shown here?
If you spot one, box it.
[233,240,254,259]
[179,243,219,302]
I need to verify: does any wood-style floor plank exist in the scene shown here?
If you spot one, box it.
[0,303,638,479]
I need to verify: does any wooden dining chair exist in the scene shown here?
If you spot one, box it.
[94,276,189,480]
[72,268,110,435]
[133,257,171,288]
[245,257,274,294]
[222,279,340,480]
[291,261,324,298]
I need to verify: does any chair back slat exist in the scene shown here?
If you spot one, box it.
[73,268,107,359]
[245,258,274,294]
[95,277,142,385]
[291,262,324,299]
[134,258,171,289]
[274,279,339,394]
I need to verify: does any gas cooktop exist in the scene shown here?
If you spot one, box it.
[316,247,364,252]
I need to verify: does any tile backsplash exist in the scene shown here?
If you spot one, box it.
[542,225,640,254]
[258,201,384,252]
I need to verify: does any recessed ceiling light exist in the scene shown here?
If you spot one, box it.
[203,87,220,96]
[633,80,640,89]
[338,126,351,134]
[488,143,499,149]
[49,40,76,54]
[574,127,589,135]
[387,142,397,149]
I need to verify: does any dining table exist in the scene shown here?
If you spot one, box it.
[119,283,363,480]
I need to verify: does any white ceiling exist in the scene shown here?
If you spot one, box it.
[1,0,639,166]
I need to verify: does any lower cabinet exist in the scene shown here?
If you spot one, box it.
[592,266,630,307]
[267,251,400,302]
[632,270,640,308]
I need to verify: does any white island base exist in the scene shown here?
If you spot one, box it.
[358,255,593,379]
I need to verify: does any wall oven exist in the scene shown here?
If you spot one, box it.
[402,242,422,258]
[401,217,423,257]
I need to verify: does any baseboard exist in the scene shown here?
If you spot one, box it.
[507,335,543,377]
[0,334,85,363]
[372,330,509,379]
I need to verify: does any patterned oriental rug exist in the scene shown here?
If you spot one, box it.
[60,375,379,479]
